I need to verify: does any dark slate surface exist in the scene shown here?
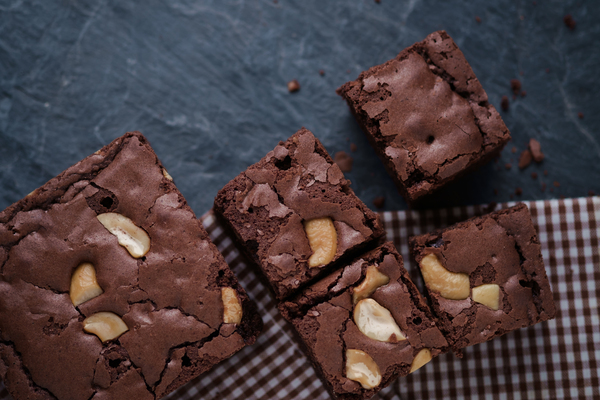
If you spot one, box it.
[1,0,598,215]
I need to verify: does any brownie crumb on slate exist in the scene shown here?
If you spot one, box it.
[319,69,325,76]
[554,181,560,187]
[334,151,354,173]
[501,95,510,111]
[544,170,548,176]
[409,204,556,354]
[511,146,517,154]
[531,172,538,179]
[510,79,522,95]
[0,132,262,400]
[589,190,595,197]
[475,16,482,23]
[542,182,547,191]
[529,139,544,162]
[287,79,301,92]
[521,90,527,97]
[350,143,358,152]
[578,112,584,119]
[519,150,533,169]
[505,163,512,170]
[515,187,523,196]
[373,196,386,209]
[336,30,511,204]
[563,14,576,30]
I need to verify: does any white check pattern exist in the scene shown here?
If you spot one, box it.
[1,197,598,400]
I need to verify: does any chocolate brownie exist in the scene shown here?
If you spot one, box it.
[409,204,555,353]
[0,132,262,400]
[337,30,511,204]
[214,128,385,299]
[279,243,448,400]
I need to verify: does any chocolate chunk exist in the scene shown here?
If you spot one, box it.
[334,151,354,173]
[501,95,510,111]
[515,187,523,196]
[563,14,576,30]
[519,150,532,169]
[287,79,300,92]
[529,139,544,162]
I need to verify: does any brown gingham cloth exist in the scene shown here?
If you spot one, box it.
[1,197,598,399]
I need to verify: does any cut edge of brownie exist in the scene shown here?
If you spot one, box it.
[337,30,511,204]
[0,131,263,400]
[409,203,556,354]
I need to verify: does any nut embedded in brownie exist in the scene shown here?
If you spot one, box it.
[409,203,556,354]
[214,128,385,300]
[337,30,511,204]
[0,132,262,400]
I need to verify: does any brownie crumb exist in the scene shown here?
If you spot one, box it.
[373,196,385,209]
[544,170,548,176]
[531,172,538,180]
[505,163,512,170]
[350,143,357,152]
[521,90,527,97]
[501,95,509,111]
[541,182,547,191]
[589,190,595,197]
[374,0,381,3]
[553,181,560,188]
[529,139,544,162]
[287,79,300,93]
[319,69,325,76]
[563,14,576,30]
[510,79,522,95]
[334,151,354,172]
[519,150,532,169]
[475,16,482,23]
[578,112,584,119]
[511,146,517,154]
[515,187,523,196]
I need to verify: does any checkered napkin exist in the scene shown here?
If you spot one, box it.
[1,197,598,399]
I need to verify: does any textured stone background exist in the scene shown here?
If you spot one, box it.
[0,0,598,214]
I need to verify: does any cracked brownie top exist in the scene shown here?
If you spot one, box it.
[214,128,384,300]
[279,243,448,400]
[409,203,556,353]
[337,30,511,203]
[0,132,262,400]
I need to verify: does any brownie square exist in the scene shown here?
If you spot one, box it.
[279,242,448,400]
[214,128,385,300]
[337,30,511,203]
[409,203,555,353]
[0,132,262,400]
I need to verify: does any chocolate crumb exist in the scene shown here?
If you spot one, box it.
[563,14,576,30]
[501,95,509,111]
[287,79,300,92]
[553,181,560,188]
[531,172,538,179]
[350,143,357,152]
[589,190,595,197]
[529,139,544,162]
[578,112,584,119]
[334,151,353,172]
[544,170,548,176]
[475,16,482,23]
[515,188,523,196]
[319,69,325,76]
[374,0,381,3]
[541,182,547,191]
[519,150,532,169]
[373,196,385,209]
[511,146,517,154]
[505,163,512,170]
[521,90,527,97]
[510,79,522,95]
